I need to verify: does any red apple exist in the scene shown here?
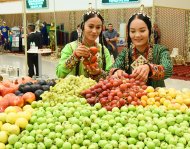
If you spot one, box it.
[22,92,36,104]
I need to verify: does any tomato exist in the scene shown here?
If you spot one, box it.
[83,59,90,65]
[90,56,97,63]
[90,47,98,55]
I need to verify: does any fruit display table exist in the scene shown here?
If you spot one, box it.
[27,49,51,78]
[1,75,190,148]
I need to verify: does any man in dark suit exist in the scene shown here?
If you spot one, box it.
[70,24,81,42]
[27,23,43,77]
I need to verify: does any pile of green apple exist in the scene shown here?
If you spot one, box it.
[3,96,190,148]
[40,75,96,106]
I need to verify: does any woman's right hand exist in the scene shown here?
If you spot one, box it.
[112,69,125,79]
[74,45,91,58]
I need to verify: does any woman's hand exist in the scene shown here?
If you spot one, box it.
[74,45,91,58]
[112,69,125,79]
[86,65,102,76]
[132,64,150,82]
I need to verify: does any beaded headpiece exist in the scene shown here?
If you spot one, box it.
[82,3,100,17]
[130,4,151,20]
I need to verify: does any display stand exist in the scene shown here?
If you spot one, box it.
[27,49,51,78]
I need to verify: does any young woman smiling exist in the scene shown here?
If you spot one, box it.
[56,9,112,81]
[110,7,173,88]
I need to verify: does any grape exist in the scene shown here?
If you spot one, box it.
[41,75,96,104]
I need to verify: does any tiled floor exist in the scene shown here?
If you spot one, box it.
[0,53,190,90]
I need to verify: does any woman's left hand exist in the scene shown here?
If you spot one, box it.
[132,64,150,82]
[86,65,102,76]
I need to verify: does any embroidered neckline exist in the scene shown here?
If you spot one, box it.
[132,44,153,63]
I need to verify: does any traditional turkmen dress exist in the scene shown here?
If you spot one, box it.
[111,44,173,88]
[56,41,112,81]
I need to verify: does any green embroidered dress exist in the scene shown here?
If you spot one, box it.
[56,41,112,79]
[112,44,173,88]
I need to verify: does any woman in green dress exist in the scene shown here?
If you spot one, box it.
[110,7,173,88]
[56,9,112,81]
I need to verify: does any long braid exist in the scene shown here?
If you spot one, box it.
[99,32,106,71]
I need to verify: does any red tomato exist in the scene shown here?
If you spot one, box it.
[90,47,98,55]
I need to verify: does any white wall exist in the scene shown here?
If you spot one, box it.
[154,0,190,10]
[0,0,153,14]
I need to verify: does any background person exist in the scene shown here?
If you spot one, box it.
[104,23,118,60]
[70,24,82,42]
[110,6,173,88]
[153,23,161,44]
[27,23,43,77]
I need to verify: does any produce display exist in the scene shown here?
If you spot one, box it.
[81,74,147,111]
[41,75,96,106]
[0,105,34,148]
[0,75,190,148]
[16,79,56,100]
[0,77,56,112]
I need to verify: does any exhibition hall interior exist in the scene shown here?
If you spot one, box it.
[0,0,190,148]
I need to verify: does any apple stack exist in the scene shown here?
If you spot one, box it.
[2,96,190,148]
[81,74,147,111]
[0,105,34,148]
[140,86,190,111]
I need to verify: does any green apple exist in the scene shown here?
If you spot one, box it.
[25,136,35,144]
[153,139,160,147]
[110,140,118,148]
[35,134,44,143]
[75,134,84,144]
[55,138,63,148]
[44,138,53,148]
[87,130,95,139]
[88,143,99,149]
[138,132,146,141]
[55,125,63,133]
[62,142,72,149]
[111,133,120,141]
[136,141,145,148]
[178,137,187,145]
[14,142,22,149]
[8,134,19,145]
[68,136,75,145]
[127,137,137,145]
[91,123,99,131]
[83,139,91,147]
[103,144,113,149]
[119,141,128,149]
[72,144,80,149]
[147,131,157,139]
[42,128,50,136]
[92,134,100,143]
[130,130,138,138]
[138,126,147,133]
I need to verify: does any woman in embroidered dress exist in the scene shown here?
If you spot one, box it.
[56,8,112,81]
[110,6,173,88]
